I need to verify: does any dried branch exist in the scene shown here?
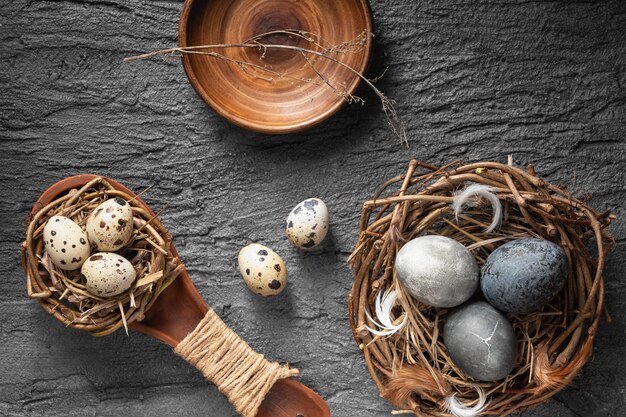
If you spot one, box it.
[125,30,407,145]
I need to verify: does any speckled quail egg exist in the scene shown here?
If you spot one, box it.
[238,243,287,296]
[81,252,136,297]
[43,216,91,270]
[285,198,329,249]
[86,198,134,251]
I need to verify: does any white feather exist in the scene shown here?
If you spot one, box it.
[444,387,488,417]
[452,183,502,233]
[365,288,407,337]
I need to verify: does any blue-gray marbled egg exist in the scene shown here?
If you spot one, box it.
[480,238,568,314]
[443,301,517,381]
[395,235,479,308]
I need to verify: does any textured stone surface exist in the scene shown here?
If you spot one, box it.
[0,0,625,416]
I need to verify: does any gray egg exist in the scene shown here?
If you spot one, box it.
[395,235,479,308]
[443,301,517,381]
[481,238,568,314]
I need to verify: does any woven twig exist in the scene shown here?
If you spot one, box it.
[348,160,615,416]
[21,177,180,336]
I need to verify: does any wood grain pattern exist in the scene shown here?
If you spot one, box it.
[179,0,373,133]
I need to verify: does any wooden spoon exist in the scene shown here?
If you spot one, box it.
[31,174,330,417]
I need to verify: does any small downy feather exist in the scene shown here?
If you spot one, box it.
[532,341,589,390]
[444,387,488,417]
[365,288,407,337]
[382,365,451,407]
[452,183,502,233]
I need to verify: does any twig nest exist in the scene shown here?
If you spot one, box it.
[22,176,178,336]
[81,252,137,297]
[481,238,568,314]
[238,243,288,296]
[443,301,517,381]
[348,160,615,417]
[86,198,134,251]
[395,235,479,308]
[43,216,90,270]
[286,198,329,249]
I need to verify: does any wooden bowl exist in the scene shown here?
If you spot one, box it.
[179,0,373,134]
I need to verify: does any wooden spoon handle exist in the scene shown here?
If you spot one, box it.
[128,251,299,417]
[173,309,299,417]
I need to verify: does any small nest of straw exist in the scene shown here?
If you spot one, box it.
[348,160,615,416]
[21,177,182,336]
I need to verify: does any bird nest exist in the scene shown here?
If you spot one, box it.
[348,160,615,416]
[21,177,182,336]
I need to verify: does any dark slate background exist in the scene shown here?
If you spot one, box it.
[1,1,625,416]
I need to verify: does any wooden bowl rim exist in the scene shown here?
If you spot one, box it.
[178,0,374,135]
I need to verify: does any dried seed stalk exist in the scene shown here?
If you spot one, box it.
[125,30,407,145]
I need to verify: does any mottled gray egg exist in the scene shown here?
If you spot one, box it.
[481,238,568,314]
[238,243,288,297]
[285,198,329,249]
[81,252,136,297]
[395,235,479,308]
[86,198,134,252]
[43,216,91,270]
[444,301,517,381]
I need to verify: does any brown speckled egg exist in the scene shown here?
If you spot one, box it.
[238,243,287,296]
[86,198,133,251]
[43,216,91,270]
[285,198,329,249]
[81,252,136,297]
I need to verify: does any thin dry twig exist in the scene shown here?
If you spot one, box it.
[124,29,407,145]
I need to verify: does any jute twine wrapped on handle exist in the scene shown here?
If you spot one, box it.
[175,309,299,417]
[349,159,615,417]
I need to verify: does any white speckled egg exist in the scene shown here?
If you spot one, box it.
[81,252,136,297]
[43,216,90,270]
[238,243,287,297]
[285,198,329,249]
[86,198,133,251]
[395,235,480,308]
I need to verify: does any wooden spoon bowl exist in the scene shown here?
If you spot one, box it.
[25,175,330,417]
[179,0,373,134]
